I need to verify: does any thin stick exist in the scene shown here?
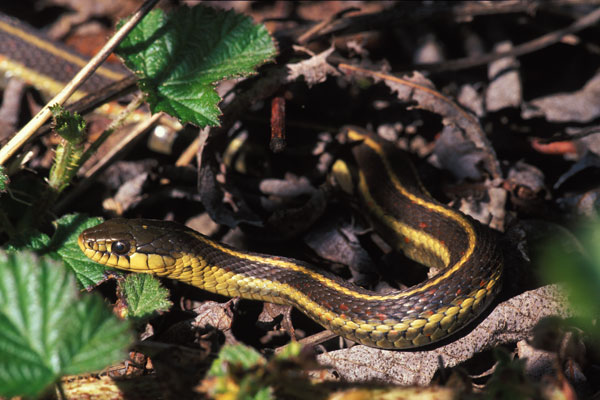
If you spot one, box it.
[415,6,600,73]
[0,0,159,166]
[84,113,162,179]
[78,92,147,167]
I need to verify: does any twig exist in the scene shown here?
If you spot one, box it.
[537,124,600,143]
[0,0,159,166]
[313,1,544,40]
[412,6,600,72]
[84,113,162,179]
[270,96,286,153]
[297,7,360,44]
[78,92,147,167]
[175,127,209,167]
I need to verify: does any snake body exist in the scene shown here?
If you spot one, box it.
[78,127,503,349]
[0,11,129,100]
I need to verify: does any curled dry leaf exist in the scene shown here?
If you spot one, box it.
[303,211,376,281]
[339,63,502,179]
[432,124,488,181]
[288,46,340,88]
[316,285,571,386]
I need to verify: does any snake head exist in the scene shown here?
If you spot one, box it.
[78,218,183,273]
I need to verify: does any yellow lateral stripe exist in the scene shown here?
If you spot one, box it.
[196,261,356,327]
[189,232,405,301]
[356,169,451,267]
[0,56,86,99]
[0,19,126,82]
[346,128,477,289]
[191,218,449,302]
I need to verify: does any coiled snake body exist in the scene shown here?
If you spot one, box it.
[79,127,503,349]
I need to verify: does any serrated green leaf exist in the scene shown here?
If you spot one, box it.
[0,251,132,397]
[54,214,108,288]
[49,104,86,144]
[4,214,107,289]
[61,295,132,375]
[206,344,273,400]
[208,344,264,377]
[119,273,172,319]
[0,166,8,192]
[117,5,277,127]
[5,229,51,252]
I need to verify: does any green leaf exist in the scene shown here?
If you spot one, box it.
[4,214,108,289]
[208,344,264,377]
[54,214,108,289]
[117,5,277,127]
[48,106,86,193]
[206,344,272,400]
[49,104,86,144]
[119,273,172,319]
[0,166,8,192]
[0,251,132,397]
[541,223,600,338]
[5,229,51,252]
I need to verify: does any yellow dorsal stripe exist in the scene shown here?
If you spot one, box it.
[0,57,86,99]
[356,169,451,268]
[0,19,126,82]
[346,129,477,290]
[189,124,477,302]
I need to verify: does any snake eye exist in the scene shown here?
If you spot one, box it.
[111,241,130,255]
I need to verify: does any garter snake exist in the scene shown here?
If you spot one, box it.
[0,11,129,101]
[78,126,503,349]
[0,11,181,134]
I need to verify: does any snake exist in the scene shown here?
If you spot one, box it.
[0,11,181,133]
[78,126,503,349]
[0,11,129,101]
[0,10,502,349]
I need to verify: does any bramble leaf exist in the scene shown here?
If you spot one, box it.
[117,5,277,127]
[0,251,132,397]
[119,273,172,319]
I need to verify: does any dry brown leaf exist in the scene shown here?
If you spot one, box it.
[339,63,501,179]
[288,46,340,87]
[486,41,522,112]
